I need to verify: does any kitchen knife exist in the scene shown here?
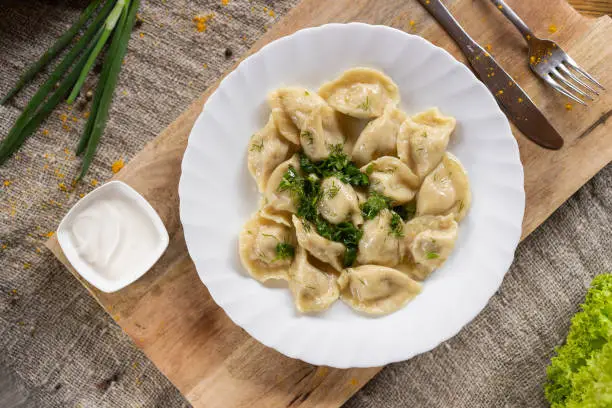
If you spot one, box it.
[417,0,564,149]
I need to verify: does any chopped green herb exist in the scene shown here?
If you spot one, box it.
[299,151,369,187]
[421,131,428,138]
[250,138,264,152]
[365,164,374,175]
[326,182,340,199]
[392,201,416,221]
[426,251,440,260]
[301,130,314,145]
[277,165,302,196]
[304,90,310,96]
[361,191,391,220]
[458,200,465,212]
[357,96,370,111]
[389,212,404,238]
[274,242,295,261]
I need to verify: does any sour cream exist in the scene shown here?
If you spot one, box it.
[58,181,169,293]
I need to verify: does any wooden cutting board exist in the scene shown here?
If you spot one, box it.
[46,1,612,407]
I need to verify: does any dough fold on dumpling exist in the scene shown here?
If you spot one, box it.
[351,104,407,166]
[268,87,345,160]
[398,214,458,281]
[292,215,346,271]
[361,156,419,205]
[247,114,292,192]
[397,107,456,180]
[357,209,405,267]
[261,154,300,226]
[337,265,421,315]
[416,152,471,221]
[318,68,400,119]
[318,176,364,226]
[289,247,340,312]
[239,213,296,281]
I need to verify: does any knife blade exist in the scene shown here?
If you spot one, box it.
[417,0,563,149]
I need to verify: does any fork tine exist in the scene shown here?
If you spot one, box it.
[564,55,605,90]
[542,74,586,105]
[559,63,599,96]
[551,70,594,101]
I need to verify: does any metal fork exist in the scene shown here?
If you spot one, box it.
[490,0,604,105]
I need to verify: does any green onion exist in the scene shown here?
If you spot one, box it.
[67,0,126,104]
[78,0,139,179]
[0,0,115,162]
[0,30,105,162]
[0,0,102,105]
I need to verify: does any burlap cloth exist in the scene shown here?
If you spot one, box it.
[0,1,610,407]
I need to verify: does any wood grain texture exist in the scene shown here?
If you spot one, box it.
[569,0,612,16]
[46,1,612,407]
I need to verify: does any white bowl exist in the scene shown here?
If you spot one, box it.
[58,181,169,293]
[179,23,525,368]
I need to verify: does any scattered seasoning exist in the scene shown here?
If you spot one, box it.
[42,129,49,136]
[193,14,214,32]
[36,247,42,254]
[267,8,276,17]
[3,180,11,187]
[530,56,536,64]
[526,34,531,40]
[46,231,55,238]
[83,111,90,119]
[91,179,98,187]
[111,159,124,173]
[202,63,208,69]
[221,0,230,5]
[409,20,415,29]
[79,193,85,198]
[60,113,68,123]
[350,378,359,386]
[485,44,492,52]
[224,47,233,58]
[58,182,68,191]
[565,103,573,111]
[497,4,503,9]
[23,262,31,269]
[518,97,524,103]
[139,32,145,38]
[548,24,557,34]
[496,90,504,96]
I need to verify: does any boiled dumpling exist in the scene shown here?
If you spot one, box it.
[351,104,407,166]
[357,209,405,267]
[318,176,364,226]
[247,114,292,192]
[239,213,296,281]
[397,108,456,180]
[289,247,340,312]
[293,215,345,271]
[268,87,345,160]
[318,68,400,119]
[416,152,471,221]
[361,156,419,205]
[337,265,421,315]
[399,214,458,280]
[261,154,300,226]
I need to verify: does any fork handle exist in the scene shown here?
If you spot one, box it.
[489,0,534,42]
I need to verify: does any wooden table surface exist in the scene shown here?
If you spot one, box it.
[570,0,612,15]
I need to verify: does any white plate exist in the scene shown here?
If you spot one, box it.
[179,23,524,368]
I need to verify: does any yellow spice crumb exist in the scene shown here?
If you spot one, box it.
[111,159,124,174]
[409,20,415,28]
[72,116,78,122]
[3,180,11,187]
[79,193,85,198]
[526,34,531,40]
[62,124,70,131]
[193,14,214,32]
[496,90,504,95]
[2,244,7,249]
[60,113,68,123]
[485,44,492,52]
[91,179,98,187]
[548,24,557,34]
[58,182,67,191]
[23,263,31,269]
[36,247,42,254]
[350,378,359,386]
[83,112,90,119]
[221,0,229,5]
[139,32,145,38]
[530,56,536,64]
[565,103,573,111]
[42,129,49,136]
[498,4,503,9]
[46,231,55,238]
[518,97,524,103]
[268,8,275,17]
[203,63,208,69]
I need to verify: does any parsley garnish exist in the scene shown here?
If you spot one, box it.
[301,130,314,145]
[426,251,440,260]
[299,151,369,187]
[326,182,340,199]
[392,201,416,221]
[250,138,264,152]
[357,96,371,111]
[361,191,391,220]
[389,212,404,238]
[274,242,295,261]
[365,164,374,175]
